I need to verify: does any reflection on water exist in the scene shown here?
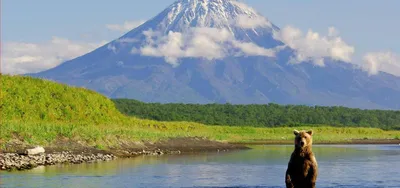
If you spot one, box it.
[1,145,399,188]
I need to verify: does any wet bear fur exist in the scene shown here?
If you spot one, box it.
[285,130,318,188]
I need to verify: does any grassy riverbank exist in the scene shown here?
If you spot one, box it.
[1,74,399,154]
[2,120,399,152]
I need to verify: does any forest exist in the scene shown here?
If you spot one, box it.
[112,99,400,130]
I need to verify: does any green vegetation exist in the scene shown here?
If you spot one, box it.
[112,99,400,130]
[1,74,399,150]
[2,121,399,148]
[1,74,125,124]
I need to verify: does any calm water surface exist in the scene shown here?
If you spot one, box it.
[1,145,399,188]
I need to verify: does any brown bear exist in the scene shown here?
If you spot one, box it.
[285,130,318,188]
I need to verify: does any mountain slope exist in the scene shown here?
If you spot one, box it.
[29,0,400,110]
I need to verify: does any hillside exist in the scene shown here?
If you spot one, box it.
[113,99,400,130]
[0,74,124,124]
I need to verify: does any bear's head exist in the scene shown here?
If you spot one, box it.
[293,130,313,149]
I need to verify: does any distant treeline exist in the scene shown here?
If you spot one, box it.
[112,99,400,130]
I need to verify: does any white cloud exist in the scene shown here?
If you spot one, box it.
[106,20,145,32]
[2,37,107,75]
[107,44,117,54]
[132,27,278,66]
[7,17,397,78]
[106,38,140,54]
[116,38,139,43]
[235,14,271,29]
[191,27,234,42]
[232,41,275,57]
[273,26,355,66]
[137,29,227,66]
[362,51,400,76]
[328,27,339,37]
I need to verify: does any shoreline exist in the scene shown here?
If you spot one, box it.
[229,138,400,145]
[1,138,399,171]
[0,137,249,171]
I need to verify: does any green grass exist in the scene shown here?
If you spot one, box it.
[0,74,125,124]
[1,74,400,150]
[2,120,399,149]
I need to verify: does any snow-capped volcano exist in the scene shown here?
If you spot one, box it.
[109,0,282,66]
[146,0,278,32]
[30,0,400,110]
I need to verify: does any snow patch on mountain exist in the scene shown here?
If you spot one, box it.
[152,0,276,33]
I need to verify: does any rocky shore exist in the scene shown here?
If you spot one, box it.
[0,137,250,171]
[0,152,116,171]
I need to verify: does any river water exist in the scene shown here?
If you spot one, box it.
[1,145,399,188]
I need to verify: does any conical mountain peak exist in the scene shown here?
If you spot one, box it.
[140,0,277,33]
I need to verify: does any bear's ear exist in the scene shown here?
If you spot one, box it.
[293,130,300,136]
[307,130,313,136]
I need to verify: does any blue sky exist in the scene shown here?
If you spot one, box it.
[2,0,400,75]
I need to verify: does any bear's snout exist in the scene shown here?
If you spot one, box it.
[300,141,305,147]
